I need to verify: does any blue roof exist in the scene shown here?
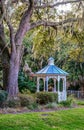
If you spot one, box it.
[36,57,68,75]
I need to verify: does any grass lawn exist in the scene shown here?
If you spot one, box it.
[0,108,84,130]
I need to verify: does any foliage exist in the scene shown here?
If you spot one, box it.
[28,102,39,110]
[22,26,84,91]
[0,108,84,130]
[75,100,84,106]
[52,28,84,89]
[19,94,36,108]
[7,98,21,108]
[32,27,57,60]
[45,102,58,109]
[21,88,31,95]
[0,90,8,108]
[22,31,39,71]
[59,95,75,107]
[36,92,58,104]
[18,70,36,93]
[59,100,72,107]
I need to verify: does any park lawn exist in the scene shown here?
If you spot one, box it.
[0,108,84,130]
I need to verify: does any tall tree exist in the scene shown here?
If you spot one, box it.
[0,0,84,98]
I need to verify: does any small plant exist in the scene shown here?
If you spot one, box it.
[59,95,77,107]
[21,89,31,94]
[59,96,75,107]
[45,102,57,109]
[28,102,39,110]
[59,100,72,107]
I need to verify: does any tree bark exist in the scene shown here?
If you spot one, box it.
[7,57,19,97]
[0,23,10,90]
[1,50,10,90]
[7,45,22,97]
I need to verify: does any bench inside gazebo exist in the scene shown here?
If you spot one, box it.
[35,57,68,102]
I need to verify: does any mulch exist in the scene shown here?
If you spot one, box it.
[0,105,83,114]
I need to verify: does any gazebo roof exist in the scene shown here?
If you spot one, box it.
[36,57,68,75]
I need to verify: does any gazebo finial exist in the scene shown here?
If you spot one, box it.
[48,57,54,65]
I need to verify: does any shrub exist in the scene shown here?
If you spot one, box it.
[45,102,58,109]
[0,90,8,108]
[7,98,21,108]
[19,94,36,107]
[36,92,58,104]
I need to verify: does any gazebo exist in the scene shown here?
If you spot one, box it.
[35,57,68,102]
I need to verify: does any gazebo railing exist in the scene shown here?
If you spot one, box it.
[67,90,84,99]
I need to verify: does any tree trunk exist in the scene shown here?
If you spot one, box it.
[2,51,10,90]
[7,59,19,97]
[0,23,10,90]
[7,45,22,98]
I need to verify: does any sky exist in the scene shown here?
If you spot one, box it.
[57,4,72,13]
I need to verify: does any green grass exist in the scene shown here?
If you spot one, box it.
[0,108,84,130]
[76,100,84,105]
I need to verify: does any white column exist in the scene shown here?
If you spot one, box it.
[58,76,60,102]
[37,77,40,92]
[63,77,66,91]
[58,76,60,93]
[54,79,56,92]
[64,77,67,100]
[46,76,48,92]
[43,78,46,92]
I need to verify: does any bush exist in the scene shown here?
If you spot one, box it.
[7,98,21,108]
[36,92,58,104]
[19,94,36,107]
[0,90,8,108]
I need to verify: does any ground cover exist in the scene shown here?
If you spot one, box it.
[0,108,84,130]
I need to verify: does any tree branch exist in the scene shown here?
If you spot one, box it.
[5,18,16,53]
[0,23,10,57]
[0,0,16,53]
[15,0,34,45]
[34,0,84,9]
[30,18,77,30]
